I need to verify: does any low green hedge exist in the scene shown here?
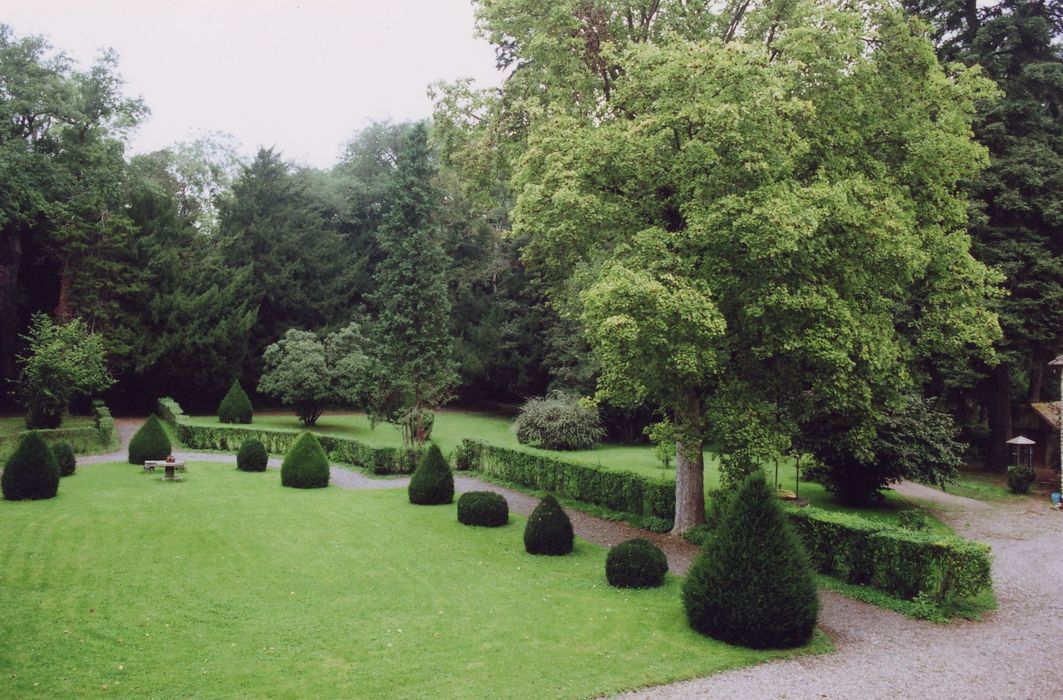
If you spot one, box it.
[156,398,417,475]
[785,505,992,604]
[458,439,675,520]
[12,401,115,455]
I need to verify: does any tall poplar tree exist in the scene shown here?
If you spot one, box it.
[367,122,456,445]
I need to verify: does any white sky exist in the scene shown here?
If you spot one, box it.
[3,0,504,168]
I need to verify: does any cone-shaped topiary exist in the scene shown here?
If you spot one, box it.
[457,491,508,526]
[682,472,819,649]
[523,494,574,555]
[606,538,668,589]
[218,380,253,424]
[408,444,454,505]
[128,415,172,465]
[280,432,329,488]
[237,438,268,472]
[2,431,59,500]
[52,440,76,477]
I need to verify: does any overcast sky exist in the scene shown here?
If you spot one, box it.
[4,0,504,168]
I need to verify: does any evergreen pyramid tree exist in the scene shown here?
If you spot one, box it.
[2,431,60,500]
[682,472,819,649]
[128,415,172,464]
[280,432,329,489]
[218,380,253,424]
[523,494,574,555]
[407,444,454,505]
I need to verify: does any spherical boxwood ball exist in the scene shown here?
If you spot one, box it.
[457,491,509,527]
[606,538,669,589]
[237,438,268,472]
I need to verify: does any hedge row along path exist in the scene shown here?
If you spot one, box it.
[85,418,1058,699]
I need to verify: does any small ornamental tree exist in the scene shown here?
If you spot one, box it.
[513,393,605,450]
[127,415,172,465]
[408,444,454,505]
[523,494,574,555]
[17,313,114,429]
[259,322,371,426]
[52,440,76,477]
[280,432,329,488]
[237,438,268,472]
[2,432,60,500]
[682,472,819,649]
[218,380,253,424]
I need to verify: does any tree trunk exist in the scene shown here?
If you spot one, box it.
[1029,358,1045,403]
[0,231,21,403]
[986,363,1013,471]
[672,438,705,535]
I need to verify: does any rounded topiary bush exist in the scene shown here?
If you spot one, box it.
[52,440,76,477]
[457,491,509,527]
[237,438,268,472]
[218,380,253,424]
[280,432,329,489]
[513,393,605,451]
[1006,464,1035,494]
[127,415,172,465]
[2,431,59,501]
[682,472,819,649]
[606,538,668,589]
[408,444,454,505]
[524,494,574,555]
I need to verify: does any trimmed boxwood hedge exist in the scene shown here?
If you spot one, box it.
[280,432,329,489]
[408,444,454,505]
[218,381,253,424]
[237,438,269,472]
[459,439,674,521]
[157,398,417,475]
[606,539,668,589]
[457,491,509,527]
[128,415,172,464]
[52,440,76,477]
[785,505,992,603]
[524,494,574,555]
[2,431,60,500]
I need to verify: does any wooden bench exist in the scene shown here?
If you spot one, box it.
[144,460,186,480]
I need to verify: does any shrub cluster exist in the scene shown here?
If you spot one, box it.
[237,438,269,472]
[457,491,509,526]
[683,473,819,649]
[160,399,417,475]
[52,440,76,477]
[461,439,674,521]
[218,381,253,424]
[92,400,115,446]
[897,509,930,531]
[524,494,574,555]
[513,393,605,451]
[606,539,668,589]
[452,440,482,471]
[408,444,454,505]
[1006,464,1035,494]
[128,415,172,464]
[785,505,992,603]
[2,432,60,500]
[280,432,329,488]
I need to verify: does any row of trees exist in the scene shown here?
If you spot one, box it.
[1,1,1060,531]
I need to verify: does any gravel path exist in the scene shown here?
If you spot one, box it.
[86,419,1061,699]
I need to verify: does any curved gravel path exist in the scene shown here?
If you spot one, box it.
[87,419,1061,699]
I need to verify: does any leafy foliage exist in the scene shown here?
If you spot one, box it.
[1006,464,1035,494]
[280,432,329,489]
[683,473,819,649]
[605,539,668,589]
[523,494,574,556]
[407,444,454,505]
[127,415,172,465]
[513,393,604,450]
[2,431,59,500]
[51,440,76,477]
[258,322,371,426]
[16,314,114,429]
[236,438,268,472]
[218,380,253,424]
[457,490,509,527]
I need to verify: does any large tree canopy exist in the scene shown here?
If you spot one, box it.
[497,1,1000,530]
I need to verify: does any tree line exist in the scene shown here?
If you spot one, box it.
[1,0,1060,528]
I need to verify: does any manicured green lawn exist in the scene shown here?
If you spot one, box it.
[188,410,937,529]
[0,462,826,698]
[941,468,1028,502]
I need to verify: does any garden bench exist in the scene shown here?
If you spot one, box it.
[143,460,186,480]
